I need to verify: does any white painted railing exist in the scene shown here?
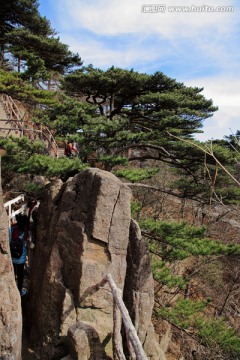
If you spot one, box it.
[4,194,26,225]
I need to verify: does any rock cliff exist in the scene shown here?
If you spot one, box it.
[29,168,161,359]
[0,177,22,359]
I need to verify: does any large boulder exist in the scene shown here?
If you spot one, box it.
[29,168,161,359]
[0,180,22,359]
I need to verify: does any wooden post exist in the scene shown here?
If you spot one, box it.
[105,274,148,360]
[113,297,126,360]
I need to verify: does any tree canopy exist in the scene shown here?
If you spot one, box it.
[0,0,82,83]
[62,66,217,132]
[54,66,240,203]
[60,66,218,162]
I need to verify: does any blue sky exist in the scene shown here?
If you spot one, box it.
[38,0,240,141]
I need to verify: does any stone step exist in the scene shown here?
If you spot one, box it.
[57,148,65,158]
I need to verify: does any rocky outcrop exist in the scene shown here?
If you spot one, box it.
[123,219,163,360]
[67,322,107,360]
[0,178,22,359]
[29,168,161,359]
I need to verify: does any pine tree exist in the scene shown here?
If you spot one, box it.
[60,66,218,170]
[0,0,82,84]
[60,65,240,203]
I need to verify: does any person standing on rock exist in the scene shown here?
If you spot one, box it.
[9,214,30,296]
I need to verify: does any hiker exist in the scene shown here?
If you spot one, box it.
[9,214,30,296]
[64,140,78,157]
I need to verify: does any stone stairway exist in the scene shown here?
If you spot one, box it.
[0,94,63,157]
[0,100,18,137]
[57,147,65,157]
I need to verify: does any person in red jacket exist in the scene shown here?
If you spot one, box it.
[64,141,78,157]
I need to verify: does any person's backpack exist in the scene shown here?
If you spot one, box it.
[10,223,24,259]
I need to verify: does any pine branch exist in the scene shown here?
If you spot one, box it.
[167,132,240,187]
[125,182,207,203]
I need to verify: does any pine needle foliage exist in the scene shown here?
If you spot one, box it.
[157,298,207,328]
[139,218,240,291]
[0,137,87,182]
[196,317,240,357]
[130,199,142,219]
[140,219,240,261]
[151,259,187,289]
[97,155,128,168]
[0,69,57,105]
[114,168,159,182]
[19,154,87,180]
[157,298,240,358]
[141,217,240,357]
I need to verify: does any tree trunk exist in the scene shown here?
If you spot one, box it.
[18,56,21,73]
[0,44,5,69]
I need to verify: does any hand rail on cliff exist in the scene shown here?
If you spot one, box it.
[1,93,23,121]
[0,94,59,157]
[39,123,59,157]
[4,194,26,226]
[106,273,148,360]
[82,273,148,360]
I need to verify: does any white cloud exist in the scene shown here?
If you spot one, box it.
[56,0,238,39]
[185,76,240,140]
[55,0,240,77]
[61,32,176,69]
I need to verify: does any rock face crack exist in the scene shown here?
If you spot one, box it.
[107,188,121,244]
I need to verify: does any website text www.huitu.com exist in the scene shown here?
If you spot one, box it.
[141,4,234,13]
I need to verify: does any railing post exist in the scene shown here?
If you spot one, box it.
[105,274,148,360]
[76,274,148,359]
[113,297,126,360]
